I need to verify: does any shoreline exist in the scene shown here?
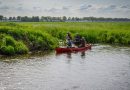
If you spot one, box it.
[0,22,130,56]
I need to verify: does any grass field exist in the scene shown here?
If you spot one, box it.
[0,22,130,55]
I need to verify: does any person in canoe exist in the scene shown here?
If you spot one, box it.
[74,33,81,47]
[66,32,73,48]
[79,37,86,47]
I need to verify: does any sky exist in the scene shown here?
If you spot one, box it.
[0,0,130,18]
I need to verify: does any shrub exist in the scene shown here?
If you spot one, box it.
[0,34,28,55]
[15,41,28,54]
[27,31,58,50]
[4,36,16,46]
[1,45,15,55]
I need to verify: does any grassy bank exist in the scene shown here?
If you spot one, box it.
[0,22,58,55]
[0,22,130,55]
[20,22,130,44]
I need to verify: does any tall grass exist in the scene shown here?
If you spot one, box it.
[22,22,130,44]
[0,22,130,55]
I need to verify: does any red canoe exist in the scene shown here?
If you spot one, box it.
[55,44,92,53]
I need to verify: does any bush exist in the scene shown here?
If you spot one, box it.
[4,36,16,46]
[27,31,58,50]
[1,45,15,55]
[15,41,28,54]
[0,34,28,55]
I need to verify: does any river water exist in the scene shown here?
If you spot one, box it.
[0,45,130,90]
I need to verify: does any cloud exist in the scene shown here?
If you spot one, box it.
[18,3,23,6]
[79,4,92,11]
[17,7,23,11]
[97,5,117,13]
[0,0,130,18]
[120,5,130,10]
[62,6,69,10]
[45,8,60,13]
[121,6,128,8]
[108,5,116,9]
[0,6,9,10]
[45,6,70,13]
[33,6,41,11]
[97,4,130,15]
[103,5,116,11]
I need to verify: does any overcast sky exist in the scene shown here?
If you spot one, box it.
[0,0,130,18]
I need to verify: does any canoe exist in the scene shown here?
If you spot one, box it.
[55,44,92,53]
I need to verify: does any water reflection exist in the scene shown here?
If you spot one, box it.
[59,51,86,59]
[66,52,72,59]
[81,51,85,59]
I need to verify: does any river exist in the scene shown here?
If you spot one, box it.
[0,45,130,90]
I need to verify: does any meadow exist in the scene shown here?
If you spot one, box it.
[0,22,130,55]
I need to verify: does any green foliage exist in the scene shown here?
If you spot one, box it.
[1,45,15,55]
[0,34,29,55]
[27,31,58,50]
[15,41,28,54]
[4,35,16,46]
[0,34,15,49]
[0,22,130,55]
[6,22,17,26]
[37,22,130,45]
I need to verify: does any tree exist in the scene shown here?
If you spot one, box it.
[9,17,13,21]
[21,16,29,22]
[63,16,67,21]
[68,17,71,21]
[3,17,7,21]
[0,15,3,21]
[41,16,45,21]
[17,16,21,21]
[75,17,80,21]
[32,16,39,22]
[72,17,75,21]
[12,17,16,21]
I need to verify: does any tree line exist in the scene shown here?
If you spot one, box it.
[0,15,130,22]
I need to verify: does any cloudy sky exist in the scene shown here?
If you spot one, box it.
[0,0,130,18]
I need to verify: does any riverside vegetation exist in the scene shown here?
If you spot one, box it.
[0,22,130,55]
